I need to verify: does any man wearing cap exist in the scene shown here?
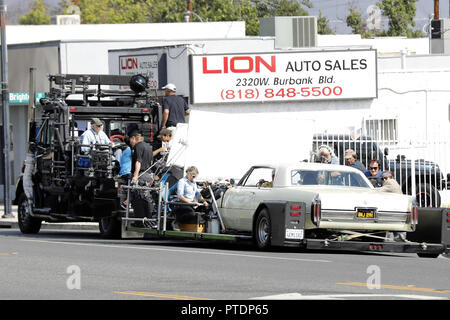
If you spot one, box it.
[378,171,402,194]
[161,83,190,130]
[80,118,111,153]
[344,149,366,173]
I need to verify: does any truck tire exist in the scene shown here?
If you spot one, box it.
[17,193,42,234]
[415,183,441,208]
[417,253,440,258]
[254,209,272,250]
[99,216,121,239]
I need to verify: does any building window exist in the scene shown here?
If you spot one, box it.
[364,118,398,145]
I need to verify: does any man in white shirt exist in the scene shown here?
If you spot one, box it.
[80,118,111,153]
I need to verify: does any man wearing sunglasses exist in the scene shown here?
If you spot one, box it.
[364,159,383,187]
[80,118,111,153]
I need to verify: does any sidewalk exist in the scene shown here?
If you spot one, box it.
[0,205,98,231]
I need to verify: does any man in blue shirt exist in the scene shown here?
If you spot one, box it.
[345,149,366,173]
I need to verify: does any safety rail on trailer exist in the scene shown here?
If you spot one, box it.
[121,182,252,242]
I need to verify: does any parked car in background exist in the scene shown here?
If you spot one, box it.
[312,134,447,207]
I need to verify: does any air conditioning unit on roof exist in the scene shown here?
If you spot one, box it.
[259,16,318,48]
[55,15,81,25]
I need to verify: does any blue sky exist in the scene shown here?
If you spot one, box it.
[309,0,450,33]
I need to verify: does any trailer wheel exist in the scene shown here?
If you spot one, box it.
[415,183,441,208]
[417,252,440,258]
[254,209,271,250]
[99,216,121,239]
[17,193,42,234]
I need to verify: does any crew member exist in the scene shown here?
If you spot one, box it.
[365,159,383,187]
[315,145,339,164]
[377,171,406,241]
[80,118,110,153]
[129,130,154,219]
[152,128,173,161]
[161,83,190,131]
[344,149,366,173]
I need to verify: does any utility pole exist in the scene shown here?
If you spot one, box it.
[0,0,12,218]
[187,0,193,22]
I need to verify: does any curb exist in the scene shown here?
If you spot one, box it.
[0,218,99,231]
[0,205,98,231]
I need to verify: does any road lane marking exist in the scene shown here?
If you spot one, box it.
[251,293,447,300]
[0,252,18,256]
[337,282,450,294]
[20,238,331,263]
[113,290,214,300]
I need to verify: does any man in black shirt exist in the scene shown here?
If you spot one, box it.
[161,83,190,130]
[129,130,154,219]
[130,130,153,182]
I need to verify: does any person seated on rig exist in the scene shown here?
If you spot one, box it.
[174,166,209,226]
[80,118,111,153]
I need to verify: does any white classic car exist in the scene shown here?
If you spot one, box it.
[216,162,418,249]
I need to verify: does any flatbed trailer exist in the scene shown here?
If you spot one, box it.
[121,184,450,258]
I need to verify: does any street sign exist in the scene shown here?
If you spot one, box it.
[9,92,45,104]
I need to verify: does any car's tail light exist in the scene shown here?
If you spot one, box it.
[290,205,301,216]
[312,195,321,226]
[411,205,418,225]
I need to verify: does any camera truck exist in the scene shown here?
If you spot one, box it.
[14,73,162,237]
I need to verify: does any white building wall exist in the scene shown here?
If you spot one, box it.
[5,22,246,45]
[318,35,429,55]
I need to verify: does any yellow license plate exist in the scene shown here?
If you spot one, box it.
[356,209,376,219]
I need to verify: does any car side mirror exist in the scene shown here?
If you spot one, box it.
[384,147,389,156]
[229,178,235,186]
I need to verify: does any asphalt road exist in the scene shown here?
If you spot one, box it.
[1,228,449,302]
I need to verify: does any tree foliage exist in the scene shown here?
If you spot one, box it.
[19,0,51,25]
[346,6,374,38]
[253,0,311,17]
[346,7,363,35]
[57,0,311,36]
[377,0,423,37]
[317,9,334,35]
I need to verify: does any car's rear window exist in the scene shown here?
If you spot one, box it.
[291,170,370,188]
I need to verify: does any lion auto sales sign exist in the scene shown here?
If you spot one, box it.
[190,49,377,104]
[119,54,159,89]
